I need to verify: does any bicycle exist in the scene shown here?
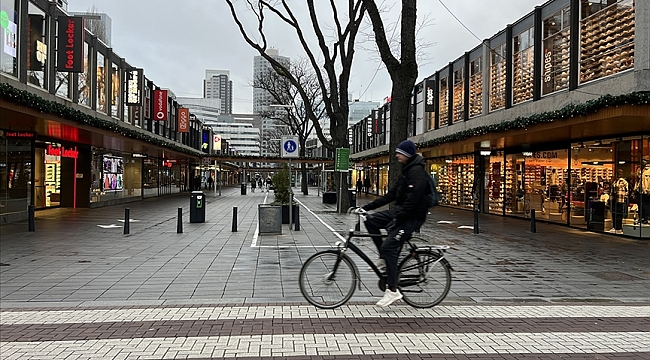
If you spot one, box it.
[299,208,453,309]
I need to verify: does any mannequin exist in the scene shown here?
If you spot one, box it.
[610,169,628,234]
[639,162,650,224]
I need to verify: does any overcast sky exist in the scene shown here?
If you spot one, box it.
[68,0,544,114]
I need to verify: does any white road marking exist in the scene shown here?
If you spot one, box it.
[458,225,474,229]
[96,224,121,229]
[117,219,140,222]
[438,220,455,224]
[2,305,648,325]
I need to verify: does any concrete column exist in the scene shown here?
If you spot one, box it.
[482,40,490,116]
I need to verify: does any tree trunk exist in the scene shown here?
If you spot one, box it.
[301,162,308,195]
[388,70,417,189]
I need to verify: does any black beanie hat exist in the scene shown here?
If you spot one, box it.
[396,140,416,158]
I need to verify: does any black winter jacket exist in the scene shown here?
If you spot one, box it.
[362,154,430,222]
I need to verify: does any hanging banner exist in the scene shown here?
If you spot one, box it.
[56,16,84,73]
[213,134,222,151]
[424,79,435,112]
[177,108,189,132]
[125,68,143,105]
[153,89,168,120]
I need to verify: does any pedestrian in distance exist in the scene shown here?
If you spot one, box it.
[364,177,370,195]
[356,178,363,193]
[251,178,257,193]
[207,175,214,190]
[354,139,431,307]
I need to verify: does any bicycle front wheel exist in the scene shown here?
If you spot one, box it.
[398,250,451,308]
[299,250,357,309]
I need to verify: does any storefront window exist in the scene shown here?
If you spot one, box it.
[77,42,91,107]
[513,27,534,104]
[0,0,20,77]
[489,43,506,111]
[484,152,505,214]
[542,7,571,95]
[432,155,474,209]
[90,150,142,204]
[27,2,48,90]
[96,52,106,113]
[452,67,464,123]
[579,0,634,84]
[469,57,482,118]
[111,62,120,118]
[438,76,449,127]
[143,158,159,198]
[569,137,649,238]
[0,137,33,219]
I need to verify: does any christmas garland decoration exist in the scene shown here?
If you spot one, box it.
[0,82,334,162]
[0,82,204,157]
[351,91,650,161]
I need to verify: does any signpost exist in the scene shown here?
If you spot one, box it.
[335,148,350,213]
[281,136,299,230]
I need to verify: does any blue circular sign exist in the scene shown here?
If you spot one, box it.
[284,140,297,153]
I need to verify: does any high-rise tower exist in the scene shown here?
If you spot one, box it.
[252,49,290,114]
[204,70,233,114]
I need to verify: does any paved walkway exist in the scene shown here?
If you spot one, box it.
[1,185,649,359]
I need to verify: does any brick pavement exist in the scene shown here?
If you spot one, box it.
[1,185,649,358]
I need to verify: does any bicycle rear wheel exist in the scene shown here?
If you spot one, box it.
[398,250,451,308]
[299,250,357,309]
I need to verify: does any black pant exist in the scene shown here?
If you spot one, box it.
[640,193,650,223]
[612,202,626,230]
[364,208,425,289]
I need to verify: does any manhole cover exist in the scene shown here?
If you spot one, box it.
[587,271,643,281]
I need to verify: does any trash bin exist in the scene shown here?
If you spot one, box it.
[190,191,205,223]
[349,189,356,208]
[241,183,247,195]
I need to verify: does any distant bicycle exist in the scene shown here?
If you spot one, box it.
[299,208,453,309]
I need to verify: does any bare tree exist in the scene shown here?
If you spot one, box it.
[254,58,325,195]
[363,0,419,189]
[225,0,366,210]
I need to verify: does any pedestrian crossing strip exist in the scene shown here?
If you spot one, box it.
[1,304,649,359]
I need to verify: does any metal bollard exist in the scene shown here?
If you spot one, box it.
[232,207,238,232]
[177,207,183,234]
[294,205,300,231]
[28,204,35,231]
[124,208,130,235]
[530,209,536,233]
[473,208,479,234]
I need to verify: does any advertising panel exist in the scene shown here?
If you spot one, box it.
[178,108,189,132]
[27,14,46,71]
[102,155,124,191]
[213,134,221,151]
[153,89,168,120]
[56,16,84,73]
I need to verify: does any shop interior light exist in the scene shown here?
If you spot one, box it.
[445,159,453,163]
[619,161,626,164]
[480,150,491,156]
[522,151,533,157]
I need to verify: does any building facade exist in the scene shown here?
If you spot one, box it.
[204,69,232,114]
[1,0,205,223]
[350,0,650,239]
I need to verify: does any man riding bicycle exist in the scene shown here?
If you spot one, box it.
[356,139,430,307]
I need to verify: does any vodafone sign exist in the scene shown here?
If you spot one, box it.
[153,89,168,120]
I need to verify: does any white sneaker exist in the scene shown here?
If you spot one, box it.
[376,289,403,307]
[616,230,623,234]
[367,258,386,272]
[607,228,617,233]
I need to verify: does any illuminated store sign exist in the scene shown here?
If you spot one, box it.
[424,79,435,112]
[126,68,143,105]
[46,144,78,159]
[3,130,35,138]
[56,16,84,73]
